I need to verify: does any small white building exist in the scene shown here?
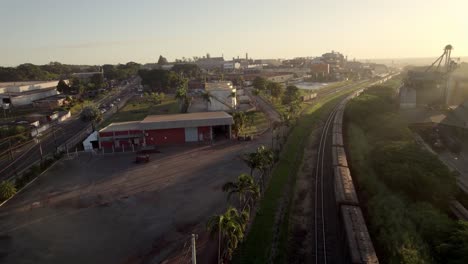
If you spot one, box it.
[83,131,98,151]
[205,81,237,112]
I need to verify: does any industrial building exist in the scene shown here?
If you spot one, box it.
[205,81,237,111]
[400,45,467,108]
[0,81,62,106]
[311,63,330,78]
[98,111,233,149]
[195,54,225,70]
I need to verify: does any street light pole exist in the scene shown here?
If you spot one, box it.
[191,234,197,264]
[35,127,43,164]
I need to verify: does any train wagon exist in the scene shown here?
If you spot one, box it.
[334,166,359,205]
[332,146,348,167]
[332,132,344,147]
[334,109,344,125]
[333,123,343,135]
[301,92,317,102]
[337,101,347,111]
[341,205,379,264]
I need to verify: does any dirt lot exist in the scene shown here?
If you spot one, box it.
[0,138,269,264]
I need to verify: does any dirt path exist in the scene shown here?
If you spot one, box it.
[286,125,321,263]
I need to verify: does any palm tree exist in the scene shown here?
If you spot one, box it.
[256,146,274,192]
[222,173,260,209]
[175,78,191,113]
[207,207,249,263]
[242,151,260,176]
[232,111,247,137]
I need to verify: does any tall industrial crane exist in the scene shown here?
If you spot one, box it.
[424,44,458,105]
[425,44,455,73]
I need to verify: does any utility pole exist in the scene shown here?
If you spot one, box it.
[191,234,197,264]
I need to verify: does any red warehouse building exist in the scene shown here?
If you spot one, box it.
[98,111,233,149]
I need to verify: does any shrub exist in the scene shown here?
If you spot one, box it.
[0,181,17,201]
[80,105,102,122]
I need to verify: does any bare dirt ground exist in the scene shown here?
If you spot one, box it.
[0,138,269,264]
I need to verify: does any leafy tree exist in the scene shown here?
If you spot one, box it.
[103,62,140,81]
[371,141,456,208]
[138,69,181,93]
[80,105,102,122]
[440,221,468,264]
[0,67,20,82]
[144,92,165,105]
[255,146,274,190]
[171,63,201,78]
[407,202,454,262]
[0,181,17,201]
[253,76,268,91]
[282,85,300,105]
[207,207,249,263]
[368,193,432,263]
[90,73,105,90]
[175,78,191,113]
[56,79,70,94]
[157,55,168,65]
[232,111,247,137]
[241,145,274,192]
[17,63,55,80]
[222,173,260,209]
[268,82,283,101]
[242,151,261,176]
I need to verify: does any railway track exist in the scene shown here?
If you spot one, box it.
[313,101,339,264]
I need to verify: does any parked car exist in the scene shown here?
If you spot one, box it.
[135,154,150,163]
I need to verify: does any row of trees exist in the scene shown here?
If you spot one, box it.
[207,146,274,263]
[0,61,139,83]
[252,76,303,127]
[346,85,468,263]
[138,69,182,93]
[138,63,201,94]
[102,62,140,81]
[57,74,106,95]
[0,62,100,82]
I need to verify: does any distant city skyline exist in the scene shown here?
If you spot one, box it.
[1,0,467,66]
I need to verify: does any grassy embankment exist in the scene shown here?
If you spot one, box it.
[260,80,351,116]
[233,81,369,264]
[345,84,468,263]
[243,111,269,136]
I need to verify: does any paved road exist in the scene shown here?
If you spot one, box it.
[0,79,140,180]
[245,88,281,123]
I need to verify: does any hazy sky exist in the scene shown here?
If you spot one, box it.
[1,0,467,66]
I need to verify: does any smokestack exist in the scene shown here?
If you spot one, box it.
[246,53,248,60]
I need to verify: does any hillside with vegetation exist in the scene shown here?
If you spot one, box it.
[345,85,468,263]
